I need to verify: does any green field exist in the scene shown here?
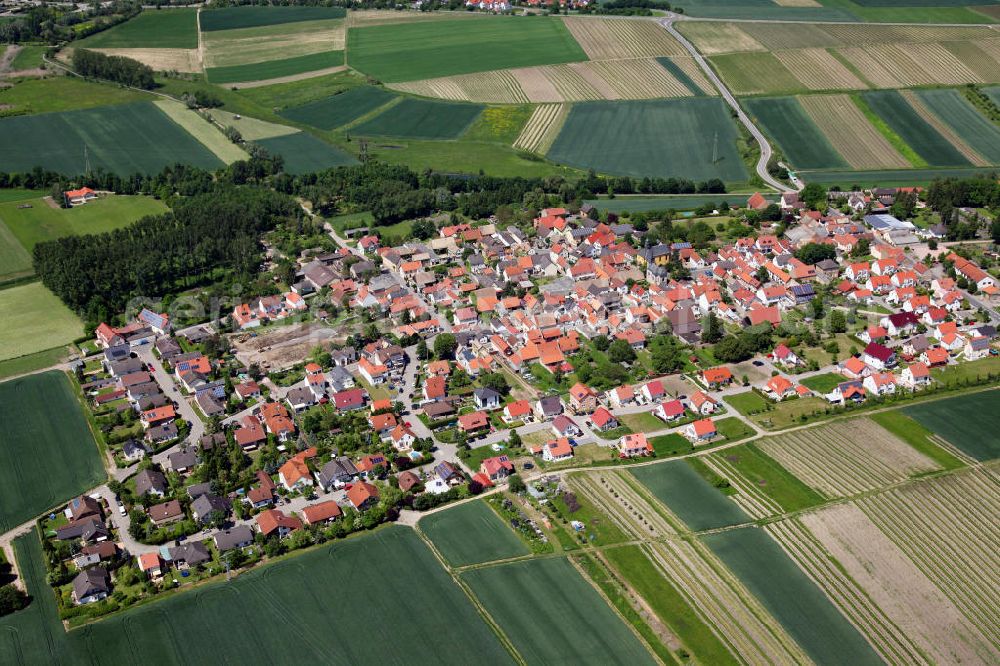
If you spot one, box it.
[207,50,345,84]
[0,102,224,175]
[0,283,85,362]
[795,166,1000,186]
[656,57,706,96]
[711,51,804,95]
[0,372,104,533]
[703,527,883,666]
[585,193,770,213]
[280,86,398,130]
[902,390,1000,461]
[347,16,587,83]
[199,5,345,31]
[711,443,824,512]
[915,88,1000,164]
[235,69,362,110]
[255,132,357,174]
[745,97,848,170]
[631,460,750,531]
[724,390,770,414]
[352,98,483,139]
[76,8,198,48]
[868,411,966,470]
[0,77,152,116]
[0,220,32,282]
[0,195,167,251]
[463,557,657,665]
[800,372,843,394]
[10,45,45,70]
[421,499,529,567]
[861,90,970,167]
[548,99,748,182]
[1,527,513,664]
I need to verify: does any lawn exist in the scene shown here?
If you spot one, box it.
[0,219,32,282]
[0,347,68,381]
[1,526,512,663]
[463,557,657,666]
[915,88,1000,164]
[0,283,84,361]
[800,372,843,394]
[902,389,1000,461]
[0,101,224,175]
[724,390,769,415]
[547,98,748,182]
[750,396,831,429]
[619,411,667,434]
[199,5,345,31]
[711,443,824,512]
[280,85,398,130]
[210,110,298,140]
[254,132,357,174]
[420,499,529,567]
[10,44,46,70]
[631,460,750,532]
[76,8,198,48]
[861,90,969,167]
[0,194,167,251]
[649,432,694,457]
[347,16,587,83]
[0,372,104,533]
[703,527,883,666]
[869,410,966,470]
[715,416,754,442]
[206,50,345,84]
[0,77,152,116]
[351,98,484,140]
[744,96,848,170]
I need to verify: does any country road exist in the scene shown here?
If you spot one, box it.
[658,15,794,194]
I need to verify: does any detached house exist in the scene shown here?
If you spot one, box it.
[863,342,897,370]
[684,418,717,442]
[617,432,652,458]
[568,383,598,414]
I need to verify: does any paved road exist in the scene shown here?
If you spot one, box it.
[659,16,794,194]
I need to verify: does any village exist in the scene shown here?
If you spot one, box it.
[45,183,1000,618]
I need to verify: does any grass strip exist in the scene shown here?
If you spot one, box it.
[869,411,965,471]
[850,93,927,168]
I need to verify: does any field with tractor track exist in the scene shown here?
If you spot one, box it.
[902,390,1000,460]
[201,17,345,68]
[421,499,528,567]
[562,17,685,59]
[745,96,849,170]
[253,132,356,174]
[279,86,398,130]
[799,94,911,169]
[513,103,568,153]
[350,98,483,139]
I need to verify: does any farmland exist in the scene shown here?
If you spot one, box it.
[914,88,1000,164]
[391,70,530,104]
[462,557,657,665]
[631,460,750,532]
[0,77,152,116]
[201,18,346,69]
[152,100,248,163]
[0,283,85,362]
[0,372,104,533]
[420,499,529,567]
[351,98,483,140]
[861,90,971,167]
[512,104,567,153]
[0,221,33,282]
[76,8,198,49]
[253,132,356,174]
[561,17,685,59]
[745,96,848,170]
[0,102,224,175]
[346,17,587,83]
[547,98,748,182]
[799,94,910,169]
[585,194,771,213]
[199,5,345,31]
[708,443,825,513]
[280,86,398,130]
[710,52,804,95]
[211,110,299,140]
[757,419,942,498]
[206,50,345,84]
[572,471,680,539]
[85,47,200,73]
[902,390,1000,460]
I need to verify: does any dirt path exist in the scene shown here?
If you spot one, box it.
[229,65,349,89]
[0,44,20,73]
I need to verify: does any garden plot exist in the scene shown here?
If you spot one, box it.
[857,468,1000,657]
[572,471,679,539]
[676,21,765,55]
[798,502,997,665]
[757,419,941,498]
[773,48,867,90]
[799,94,910,169]
[513,103,568,153]
[562,17,685,59]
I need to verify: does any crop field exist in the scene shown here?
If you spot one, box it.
[861,90,971,166]
[280,86,397,130]
[211,109,299,140]
[796,502,997,665]
[773,48,868,90]
[856,468,1000,654]
[0,372,103,533]
[631,461,750,532]
[914,88,1000,164]
[515,64,603,102]
[585,193,771,212]
[513,103,567,153]
[799,166,1000,186]
[351,98,483,139]
[153,100,248,163]
[0,77,153,116]
[207,50,345,84]
[1,527,512,664]
[0,102,224,175]
[254,132,356,174]
[562,17,685,59]
[347,17,587,83]
[657,57,714,95]
[757,419,942,498]
[86,47,200,72]
[0,283,84,362]
[676,22,765,55]
[0,221,33,282]
[587,58,702,99]
[739,22,843,50]
[710,51,804,95]
[200,5,345,31]
[202,18,346,68]
[903,390,1000,461]
[836,42,984,88]
[799,94,910,169]
[704,526,884,666]
[899,90,987,165]
[547,98,748,182]
[573,471,680,539]
[745,96,848,170]
[420,499,528,567]
[463,557,657,665]
[391,69,529,104]
[76,8,197,48]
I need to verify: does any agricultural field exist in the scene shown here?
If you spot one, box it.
[0,372,104,534]
[861,90,971,166]
[253,132,356,174]
[279,86,398,130]
[710,51,804,95]
[572,470,680,540]
[631,461,750,532]
[798,94,911,169]
[152,100,248,163]
[757,419,943,498]
[206,50,345,84]
[202,18,346,69]
[0,221,33,283]
[772,48,868,90]
[75,8,198,48]
[745,96,848,170]
[0,283,85,362]
[390,69,530,104]
[82,47,200,73]
[210,109,299,141]
[347,16,587,83]
[462,557,658,665]
[0,77,153,116]
[547,98,748,182]
[420,499,529,567]
[914,88,1000,164]
[561,17,685,59]
[351,98,483,140]
[0,102,224,175]
[199,6,346,31]
[708,443,825,513]
[902,390,1000,460]
[899,90,987,165]
[585,194,771,213]
[9,44,46,71]
[676,21,766,55]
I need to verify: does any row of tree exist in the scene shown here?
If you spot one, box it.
[72,49,155,89]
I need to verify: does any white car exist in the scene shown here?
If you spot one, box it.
[119,504,127,517]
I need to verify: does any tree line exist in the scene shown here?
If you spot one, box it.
[0,2,139,44]
[72,49,155,90]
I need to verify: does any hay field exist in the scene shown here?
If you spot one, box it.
[562,17,685,59]
[796,502,997,665]
[773,48,867,90]
[153,100,248,163]
[800,94,910,169]
[202,18,345,68]
[739,22,843,50]
[835,43,982,87]
[676,22,764,54]
[89,47,200,72]
[757,419,941,498]
[513,104,568,153]
[0,283,83,362]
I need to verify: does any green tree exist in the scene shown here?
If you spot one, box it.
[828,309,847,334]
[607,338,637,364]
[794,242,836,265]
[701,312,723,344]
[800,182,827,210]
[434,333,457,360]
[479,372,510,395]
[508,474,526,493]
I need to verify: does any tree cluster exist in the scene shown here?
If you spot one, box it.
[72,48,155,89]
[713,323,774,363]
